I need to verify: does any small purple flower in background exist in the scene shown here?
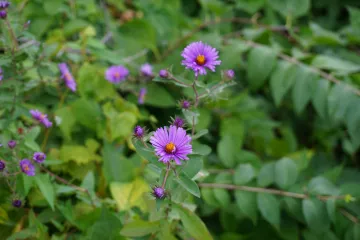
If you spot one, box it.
[159,69,168,78]
[30,109,53,128]
[105,65,129,83]
[0,1,10,8]
[20,159,35,176]
[7,140,16,149]
[152,186,166,199]
[225,69,235,80]
[0,67,3,81]
[140,63,153,77]
[150,125,192,165]
[0,160,5,171]
[138,88,147,104]
[181,41,221,76]
[180,100,191,109]
[33,152,46,164]
[58,63,76,92]
[134,126,145,139]
[12,199,22,208]
[0,10,6,19]
[172,117,185,128]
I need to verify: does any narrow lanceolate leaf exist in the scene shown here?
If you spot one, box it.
[120,220,160,237]
[274,158,298,189]
[173,203,213,240]
[175,172,200,198]
[257,193,280,229]
[35,174,56,211]
[247,46,277,90]
[270,61,297,107]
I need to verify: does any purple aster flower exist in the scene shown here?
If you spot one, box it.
[180,100,191,109]
[20,159,35,176]
[12,199,22,208]
[33,152,46,164]
[30,109,53,128]
[105,65,129,83]
[140,63,153,77]
[0,10,6,19]
[225,69,235,80]
[0,160,5,171]
[0,1,10,8]
[172,117,185,128]
[181,41,221,76]
[138,88,147,105]
[150,125,192,165]
[0,67,3,81]
[159,69,168,78]
[7,140,16,149]
[58,63,76,92]
[152,186,166,199]
[134,126,145,139]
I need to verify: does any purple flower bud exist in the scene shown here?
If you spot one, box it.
[0,67,3,81]
[140,63,153,77]
[33,152,46,164]
[0,10,7,19]
[7,140,16,149]
[138,88,147,105]
[159,69,168,78]
[225,69,235,80]
[152,186,165,199]
[12,199,22,208]
[134,126,144,139]
[0,160,5,171]
[172,117,185,128]
[0,1,10,9]
[181,100,191,109]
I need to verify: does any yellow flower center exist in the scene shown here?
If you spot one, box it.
[114,72,120,78]
[195,55,206,66]
[40,114,45,120]
[165,142,176,154]
[24,165,29,171]
[64,72,72,80]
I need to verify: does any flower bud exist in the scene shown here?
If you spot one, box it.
[159,69,168,78]
[225,69,235,80]
[133,126,145,139]
[0,160,5,171]
[7,140,16,149]
[33,152,46,164]
[152,186,166,199]
[12,199,22,208]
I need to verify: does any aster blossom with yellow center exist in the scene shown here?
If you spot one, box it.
[181,41,221,76]
[150,125,192,165]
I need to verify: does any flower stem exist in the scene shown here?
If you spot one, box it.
[161,162,171,189]
[5,19,18,51]
[191,77,199,136]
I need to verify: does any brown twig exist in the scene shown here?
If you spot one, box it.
[242,40,360,97]
[340,209,359,224]
[40,166,96,208]
[160,17,293,61]
[199,183,349,201]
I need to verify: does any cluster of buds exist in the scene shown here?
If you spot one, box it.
[0,1,10,19]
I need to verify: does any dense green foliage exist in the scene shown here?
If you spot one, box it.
[1,0,360,239]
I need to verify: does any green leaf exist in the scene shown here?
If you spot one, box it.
[175,172,200,198]
[326,199,336,223]
[44,0,63,15]
[87,207,123,239]
[312,79,330,119]
[257,193,280,229]
[327,83,355,124]
[308,177,339,195]
[218,135,237,168]
[302,198,330,233]
[71,98,102,131]
[292,67,316,114]
[55,107,76,140]
[311,55,360,74]
[270,61,297,107]
[173,203,213,240]
[269,0,310,18]
[145,83,176,107]
[274,158,298,189]
[213,188,231,208]
[348,7,360,35]
[120,220,160,237]
[34,174,55,211]
[235,191,257,224]
[235,0,265,13]
[247,46,277,90]
[182,155,203,178]
[310,23,345,46]
[233,164,256,185]
[257,163,275,187]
